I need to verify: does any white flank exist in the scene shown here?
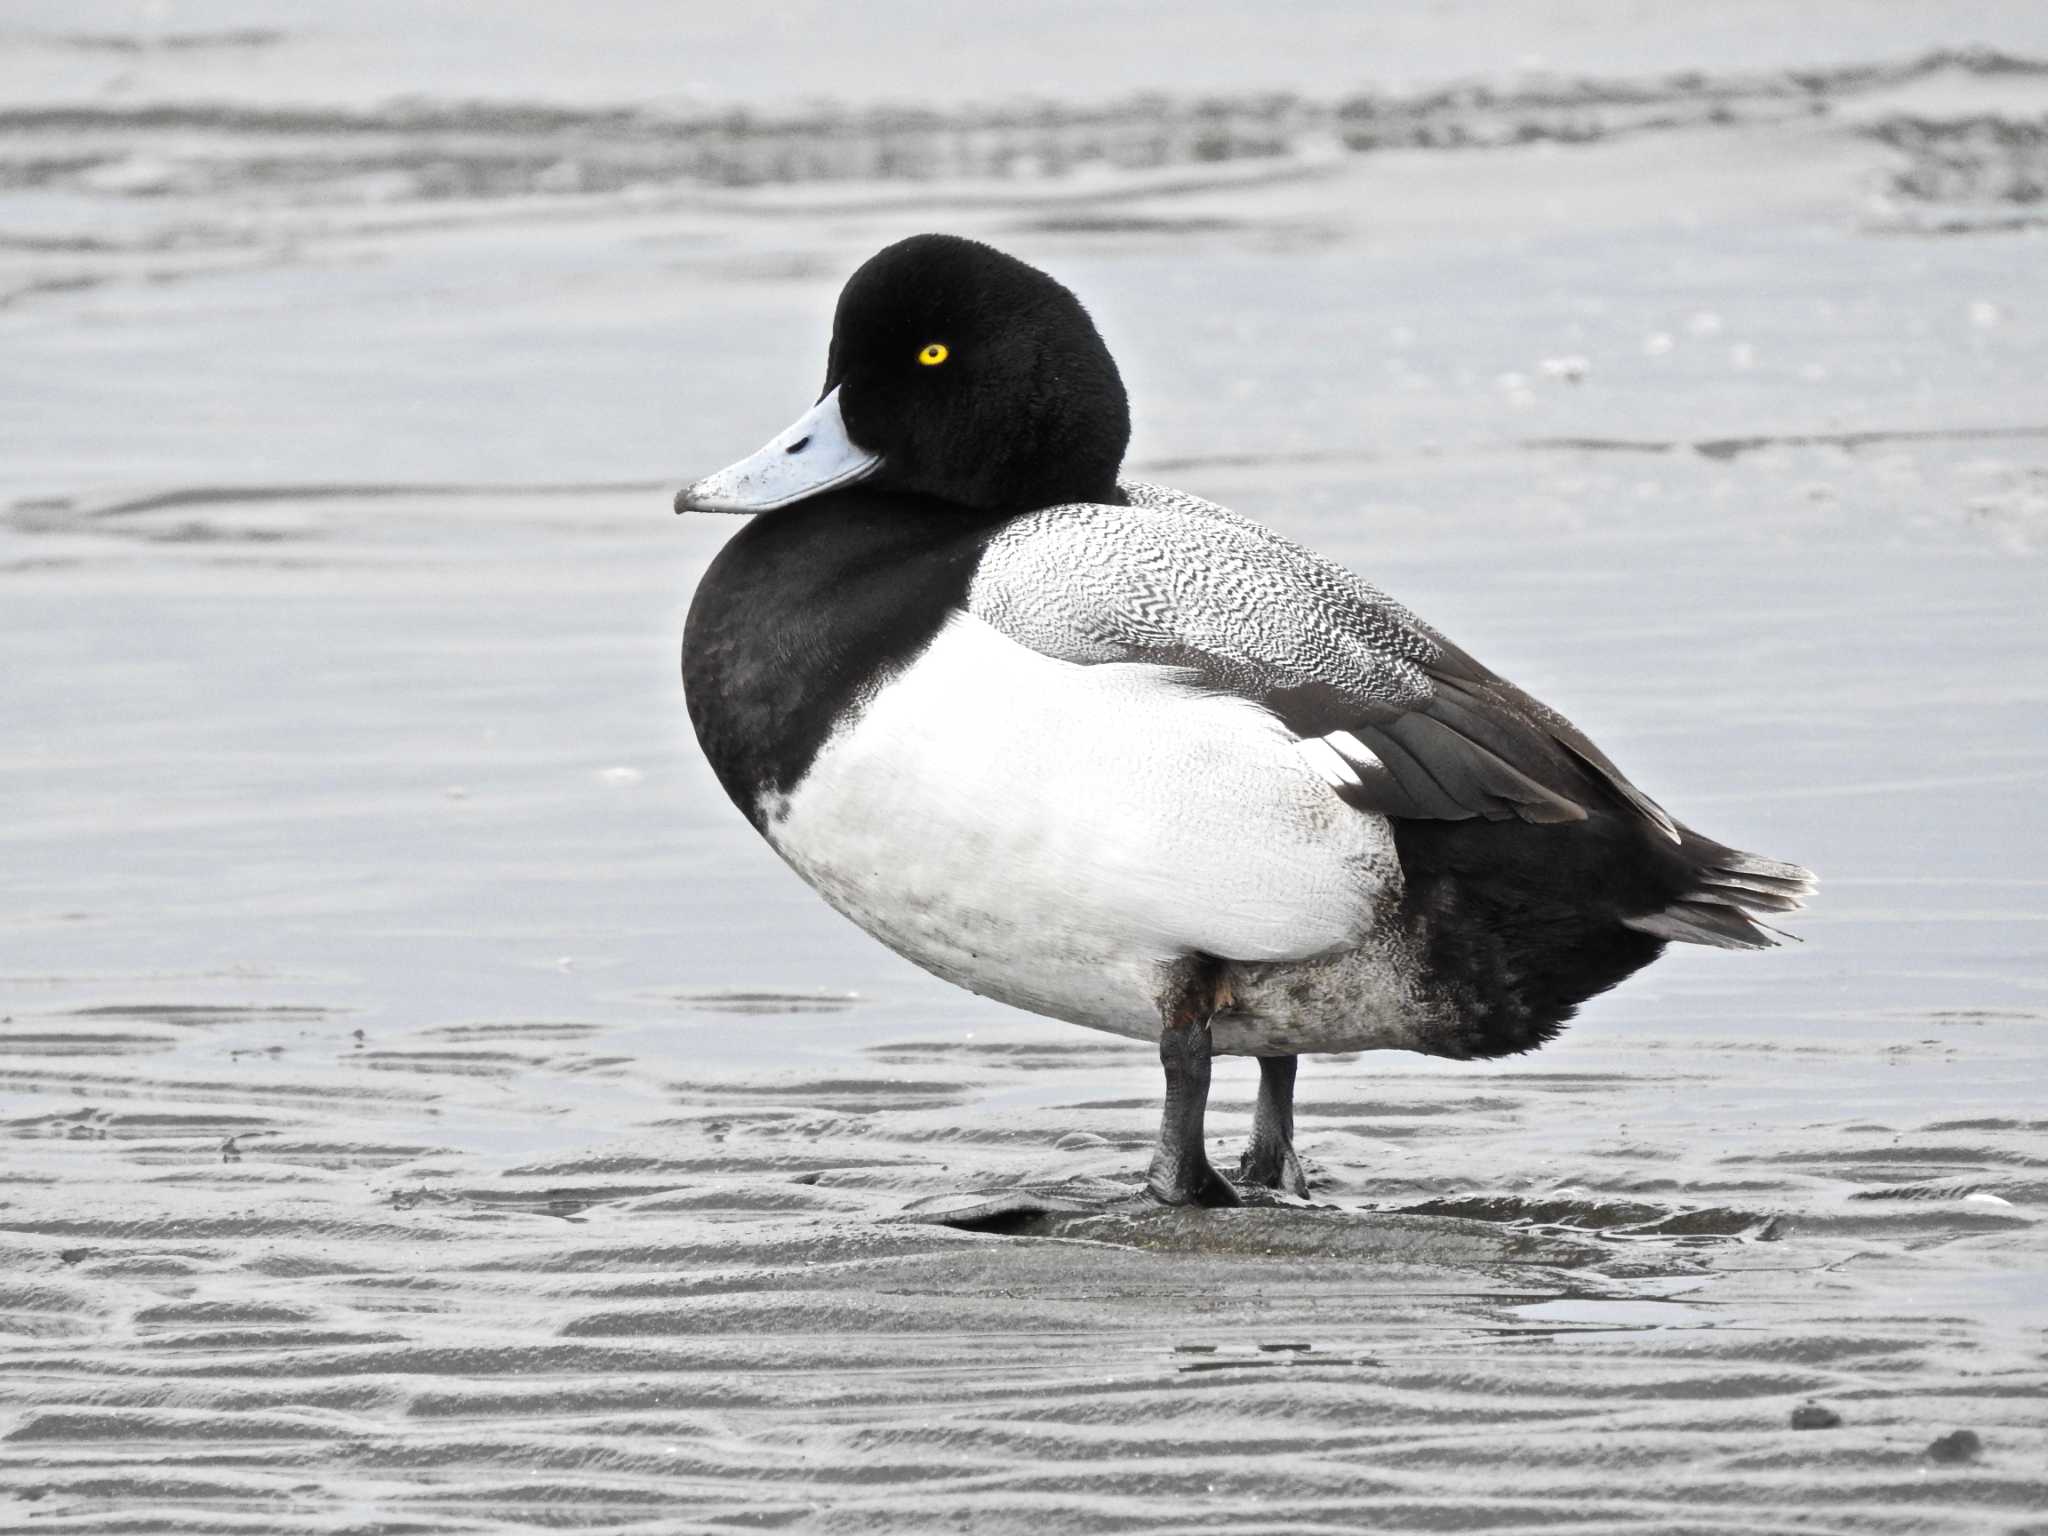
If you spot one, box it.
[765,613,1401,1041]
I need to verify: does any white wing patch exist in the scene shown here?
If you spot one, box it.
[1295,736,1363,790]
[1324,731,1385,774]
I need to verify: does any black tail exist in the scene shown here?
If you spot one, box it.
[1622,838,1818,950]
[1390,814,1817,1061]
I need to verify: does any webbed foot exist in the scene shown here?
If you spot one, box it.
[1233,1139,1309,1198]
[1146,1149,1243,1208]
[1233,1054,1309,1197]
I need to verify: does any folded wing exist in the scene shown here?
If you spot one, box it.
[968,479,1678,840]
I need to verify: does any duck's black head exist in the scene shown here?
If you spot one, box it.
[676,234,1130,517]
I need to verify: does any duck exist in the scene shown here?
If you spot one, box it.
[675,233,1815,1207]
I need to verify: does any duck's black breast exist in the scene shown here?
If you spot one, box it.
[682,489,1012,827]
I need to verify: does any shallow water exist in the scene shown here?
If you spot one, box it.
[4,9,2048,1532]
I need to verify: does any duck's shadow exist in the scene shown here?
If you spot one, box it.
[894,1176,1263,1239]
[892,1177,1774,1267]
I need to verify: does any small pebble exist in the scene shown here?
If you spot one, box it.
[1790,1404,1842,1430]
[1926,1429,1982,1465]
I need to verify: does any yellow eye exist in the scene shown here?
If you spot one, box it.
[918,342,949,367]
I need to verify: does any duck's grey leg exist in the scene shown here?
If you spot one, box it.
[1145,960,1241,1208]
[1235,1054,1309,1196]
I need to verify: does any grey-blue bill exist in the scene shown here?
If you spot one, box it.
[674,386,880,514]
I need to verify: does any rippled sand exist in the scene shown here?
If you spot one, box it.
[3,987,2043,1529]
[4,9,2047,1531]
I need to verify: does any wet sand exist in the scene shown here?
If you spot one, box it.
[4,11,2047,1532]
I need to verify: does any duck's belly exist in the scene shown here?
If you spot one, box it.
[760,613,1407,1048]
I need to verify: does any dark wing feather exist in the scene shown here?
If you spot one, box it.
[1415,663,1680,840]
[1345,712,1588,826]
